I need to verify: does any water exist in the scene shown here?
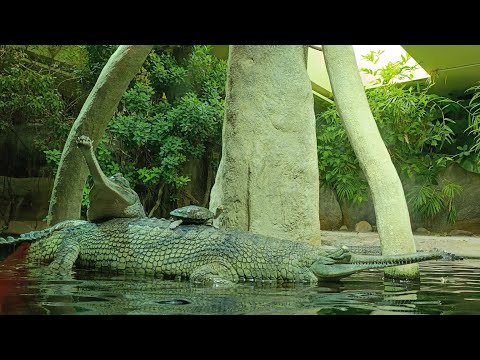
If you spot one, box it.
[1,257,479,315]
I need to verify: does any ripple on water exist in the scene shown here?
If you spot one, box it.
[0,259,478,315]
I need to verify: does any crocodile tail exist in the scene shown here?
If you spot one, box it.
[0,234,31,246]
[0,229,51,246]
[0,220,89,246]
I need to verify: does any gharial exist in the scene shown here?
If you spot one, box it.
[0,135,456,286]
[76,135,218,232]
[76,135,146,222]
[0,218,452,285]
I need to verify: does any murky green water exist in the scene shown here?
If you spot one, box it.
[0,258,479,315]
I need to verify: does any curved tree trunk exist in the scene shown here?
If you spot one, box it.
[323,45,419,279]
[209,45,321,245]
[47,45,153,225]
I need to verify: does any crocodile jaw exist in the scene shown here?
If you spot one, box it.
[310,263,388,281]
[310,250,445,281]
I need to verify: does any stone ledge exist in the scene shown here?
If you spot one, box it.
[321,230,480,259]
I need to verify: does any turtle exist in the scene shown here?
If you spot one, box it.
[168,205,222,230]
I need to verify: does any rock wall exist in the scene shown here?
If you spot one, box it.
[319,164,480,234]
[339,198,376,230]
[0,124,52,178]
[319,184,342,230]
[0,176,53,234]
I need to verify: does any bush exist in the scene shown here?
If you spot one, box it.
[86,45,227,214]
[316,51,471,222]
[0,46,72,151]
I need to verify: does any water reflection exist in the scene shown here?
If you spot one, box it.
[0,260,478,315]
[369,280,420,315]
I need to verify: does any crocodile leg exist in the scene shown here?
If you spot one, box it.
[0,220,88,246]
[169,219,183,230]
[48,239,80,274]
[190,262,238,287]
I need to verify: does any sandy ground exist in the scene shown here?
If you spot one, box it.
[321,231,480,258]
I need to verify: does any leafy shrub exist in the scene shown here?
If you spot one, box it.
[406,181,462,223]
[80,45,227,213]
[0,46,72,151]
[465,83,480,160]
[316,50,470,222]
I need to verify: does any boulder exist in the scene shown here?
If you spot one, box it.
[355,220,372,233]
[339,225,349,231]
[414,227,430,235]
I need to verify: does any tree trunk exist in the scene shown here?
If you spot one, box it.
[47,45,153,225]
[323,45,419,279]
[209,45,321,245]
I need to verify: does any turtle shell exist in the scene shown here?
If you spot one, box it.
[169,205,214,221]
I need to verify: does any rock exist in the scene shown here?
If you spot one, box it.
[319,183,342,230]
[209,45,321,245]
[414,227,430,235]
[448,229,473,236]
[355,221,372,233]
[339,225,348,231]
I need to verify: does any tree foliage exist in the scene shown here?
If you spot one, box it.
[6,45,479,224]
[79,45,119,86]
[466,83,480,156]
[0,46,73,152]
[77,45,226,214]
[317,51,472,222]
[1,45,226,217]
